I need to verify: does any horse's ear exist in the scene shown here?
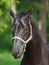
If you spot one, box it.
[10,9,16,18]
[24,8,33,19]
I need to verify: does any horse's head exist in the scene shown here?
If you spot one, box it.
[10,9,32,59]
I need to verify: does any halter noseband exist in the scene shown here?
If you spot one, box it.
[12,21,32,44]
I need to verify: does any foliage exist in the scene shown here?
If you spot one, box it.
[0,0,11,16]
[0,0,11,50]
[0,51,21,65]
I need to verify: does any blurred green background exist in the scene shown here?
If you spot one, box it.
[0,0,49,65]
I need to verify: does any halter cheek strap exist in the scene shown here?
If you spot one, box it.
[12,21,32,44]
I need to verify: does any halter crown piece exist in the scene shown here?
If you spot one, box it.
[12,20,32,44]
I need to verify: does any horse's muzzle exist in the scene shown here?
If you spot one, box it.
[12,51,21,59]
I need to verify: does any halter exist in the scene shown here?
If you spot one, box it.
[12,20,32,44]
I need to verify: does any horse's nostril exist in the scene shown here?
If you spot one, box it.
[16,51,19,55]
[12,51,19,56]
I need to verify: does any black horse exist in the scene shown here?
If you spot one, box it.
[10,9,49,65]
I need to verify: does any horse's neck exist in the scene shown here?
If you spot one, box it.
[31,16,48,65]
[32,16,48,65]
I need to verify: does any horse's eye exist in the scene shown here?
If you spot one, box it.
[12,39,17,43]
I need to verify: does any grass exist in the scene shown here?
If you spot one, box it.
[0,50,21,65]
